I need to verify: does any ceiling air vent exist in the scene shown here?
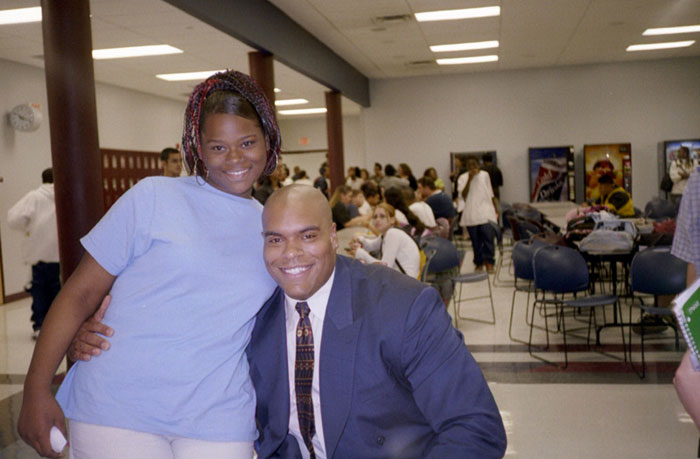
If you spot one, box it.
[372,14,412,26]
[405,60,436,67]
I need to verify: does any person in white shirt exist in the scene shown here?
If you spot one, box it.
[345,166,363,190]
[669,146,699,206]
[457,158,499,273]
[350,203,420,278]
[351,189,372,217]
[405,188,437,231]
[7,168,60,338]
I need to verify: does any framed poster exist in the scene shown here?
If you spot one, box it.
[583,143,631,202]
[663,139,700,170]
[528,146,575,202]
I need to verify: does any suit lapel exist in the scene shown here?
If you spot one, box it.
[258,289,291,444]
[320,256,362,457]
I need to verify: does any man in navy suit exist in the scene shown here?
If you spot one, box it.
[69,185,506,458]
[251,185,505,458]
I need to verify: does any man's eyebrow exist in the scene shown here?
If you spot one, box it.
[262,226,321,237]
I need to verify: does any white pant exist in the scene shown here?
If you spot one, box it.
[68,420,254,459]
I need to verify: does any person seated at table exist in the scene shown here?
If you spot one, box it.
[329,185,367,230]
[349,203,421,278]
[593,173,635,218]
[384,187,426,236]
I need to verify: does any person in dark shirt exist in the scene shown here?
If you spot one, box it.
[481,153,503,200]
[418,176,456,220]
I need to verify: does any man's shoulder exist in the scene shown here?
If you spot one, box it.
[337,256,435,310]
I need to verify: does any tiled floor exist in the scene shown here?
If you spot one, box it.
[1,252,698,458]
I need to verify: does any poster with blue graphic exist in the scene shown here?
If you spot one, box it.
[529,146,574,202]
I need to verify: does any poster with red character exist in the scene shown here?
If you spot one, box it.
[584,143,631,202]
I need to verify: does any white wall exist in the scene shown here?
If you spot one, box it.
[362,56,700,206]
[0,59,184,297]
[278,115,365,180]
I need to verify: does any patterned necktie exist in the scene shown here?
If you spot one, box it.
[295,302,316,458]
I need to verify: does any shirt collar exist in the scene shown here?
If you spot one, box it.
[284,267,336,323]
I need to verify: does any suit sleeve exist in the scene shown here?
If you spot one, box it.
[400,287,506,458]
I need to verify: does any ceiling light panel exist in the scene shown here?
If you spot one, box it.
[278,108,327,115]
[0,7,41,25]
[626,40,695,51]
[93,45,183,59]
[436,55,499,65]
[415,6,500,22]
[275,98,309,106]
[430,40,499,52]
[643,25,700,36]
[156,70,227,81]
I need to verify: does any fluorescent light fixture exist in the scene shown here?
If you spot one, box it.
[274,98,309,106]
[0,6,41,25]
[436,55,499,65]
[626,40,694,51]
[278,108,327,115]
[156,70,227,81]
[643,25,700,36]
[415,6,500,22]
[430,40,499,53]
[93,45,182,60]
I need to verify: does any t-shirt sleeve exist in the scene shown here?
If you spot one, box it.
[81,179,156,276]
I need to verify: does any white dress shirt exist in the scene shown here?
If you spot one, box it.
[285,269,336,459]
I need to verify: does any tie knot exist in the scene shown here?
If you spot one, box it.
[295,302,310,319]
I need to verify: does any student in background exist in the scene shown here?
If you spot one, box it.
[160,147,183,177]
[7,168,60,339]
[457,158,498,273]
[423,167,445,191]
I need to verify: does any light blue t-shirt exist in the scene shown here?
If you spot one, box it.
[56,176,277,441]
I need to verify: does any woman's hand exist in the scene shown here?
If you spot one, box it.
[68,295,114,362]
[18,390,67,458]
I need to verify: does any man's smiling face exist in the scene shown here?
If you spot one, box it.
[262,185,338,301]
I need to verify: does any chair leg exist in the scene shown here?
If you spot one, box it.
[452,278,496,325]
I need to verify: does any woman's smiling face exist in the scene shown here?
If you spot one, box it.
[200,112,267,198]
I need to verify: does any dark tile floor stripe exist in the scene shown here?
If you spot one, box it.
[479,361,676,384]
[468,342,682,353]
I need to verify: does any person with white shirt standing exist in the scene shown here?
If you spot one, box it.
[7,168,60,338]
[457,158,499,273]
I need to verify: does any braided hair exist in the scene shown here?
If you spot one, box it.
[181,70,281,178]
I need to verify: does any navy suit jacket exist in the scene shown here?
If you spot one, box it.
[247,255,506,458]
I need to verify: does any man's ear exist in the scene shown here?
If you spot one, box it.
[330,222,339,250]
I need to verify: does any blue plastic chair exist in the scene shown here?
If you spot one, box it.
[531,245,623,368]
[644,198,677,220]
[489,221,514,287]
[442,234,495,326]
[628,247,686,378]
[508,241,541,344]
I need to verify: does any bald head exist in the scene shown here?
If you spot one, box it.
[264,184,332,225]
[262,184,338,300]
